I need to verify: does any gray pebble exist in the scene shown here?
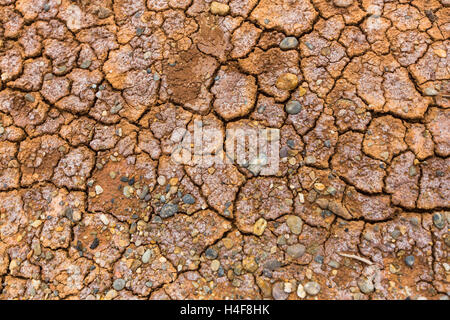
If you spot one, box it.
[205,248,218,260]
[280,37,299,50]
[113,278,126,291]
[314,255,324,264]
[433,213,445,229]
[304,281,321,295]
[285,100,302,115]
[357,277,374,294]
[80,60,91,69]
[286,215,303,235]
[182,194,195,204]
[424,87,438,96]
[110,103,123,114]
[24,93,35,103]
[139,185,149,200]
[272,282,289,300]
[142,249,152,264]
[404,255,415,268]
[159,203,178,218]
[286,243,306,259]
[305,155,316,165]
[328,260,340,269]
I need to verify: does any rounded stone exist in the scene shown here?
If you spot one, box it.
[210,1,230,15]
[157,176,166,185]
[253,218,267,236]
[285,100,302,115]
[113,278,126,291]
[276,73,299,90]
[205,247,218,260]
[280,37,299,50]
[405,255,415,268]
[357,277,374,294]
[243,256,258,272]
[433,213,445,229]
[210,260,220,271]
[333,0,353,7]
[297,283,306,298]
[159,203,178,219]
[286,215,303,234]
[305,155,316,164]
[286,244,306,258]
[304,281,321,296]
[424,87,438,96]
[182,194,195,204]
[272,282,289,300]
[142,249,152,264]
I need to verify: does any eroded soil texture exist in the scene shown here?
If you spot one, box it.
[0,0,449,300]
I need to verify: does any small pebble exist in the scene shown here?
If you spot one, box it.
[404,255,415,268]
[304,281,321,296]
[276,73,298,90]
[205,248,218,260]
[305,155,316,165]
[433,212,445,229]
[24,93,35,102]
[424,87,438,96]
[80,60,91,69]
[157,176,166,185]
[182,194,195,204]
[142,249,152,264]
[95,185,103,195]
[210,1,230,15]
[272,282,289,300]
[210,260,220,271]
[286,244,306,259]
[280,37,299,50]
[160,203,178,219]
[253,218,267,236]
[285,100,302,115]
[357,277,374,294]
[297,284,306,298]
[286,215,303,234]
[113,279,126,291]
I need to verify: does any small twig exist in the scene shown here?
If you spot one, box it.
[338,252,373,265]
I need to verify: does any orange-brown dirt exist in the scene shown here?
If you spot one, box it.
[0,0,449,300]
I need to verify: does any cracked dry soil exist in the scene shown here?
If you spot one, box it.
[0,0,449,300]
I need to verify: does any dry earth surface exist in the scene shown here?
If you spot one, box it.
[0,0,449,300]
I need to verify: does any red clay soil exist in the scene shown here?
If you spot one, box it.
[0,0,449,300]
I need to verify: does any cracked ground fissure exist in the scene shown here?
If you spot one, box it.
[0,0,449,300]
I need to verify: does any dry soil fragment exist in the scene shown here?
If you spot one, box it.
[425,107,450,157]
[18,135,68,186]
[113,244,176,296]
[418,157,450,209]
[52,146,96,190]
[0,141,19,190]
[344,186,396,221]
[251,0,318,37]
[239,48,301,101]
[236,177,293,234]
[331,131,386,193]
[385,152,419,209]
[71,213,130,269]
[363,116,407,163]
[147,210,231,271]
[161,47,218,114]
[291,167,346,227]
[212,65,257,121]
[303,113,338,169]
[185,162,245,218]
[405,124,435,160]
[230,22,261,59]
